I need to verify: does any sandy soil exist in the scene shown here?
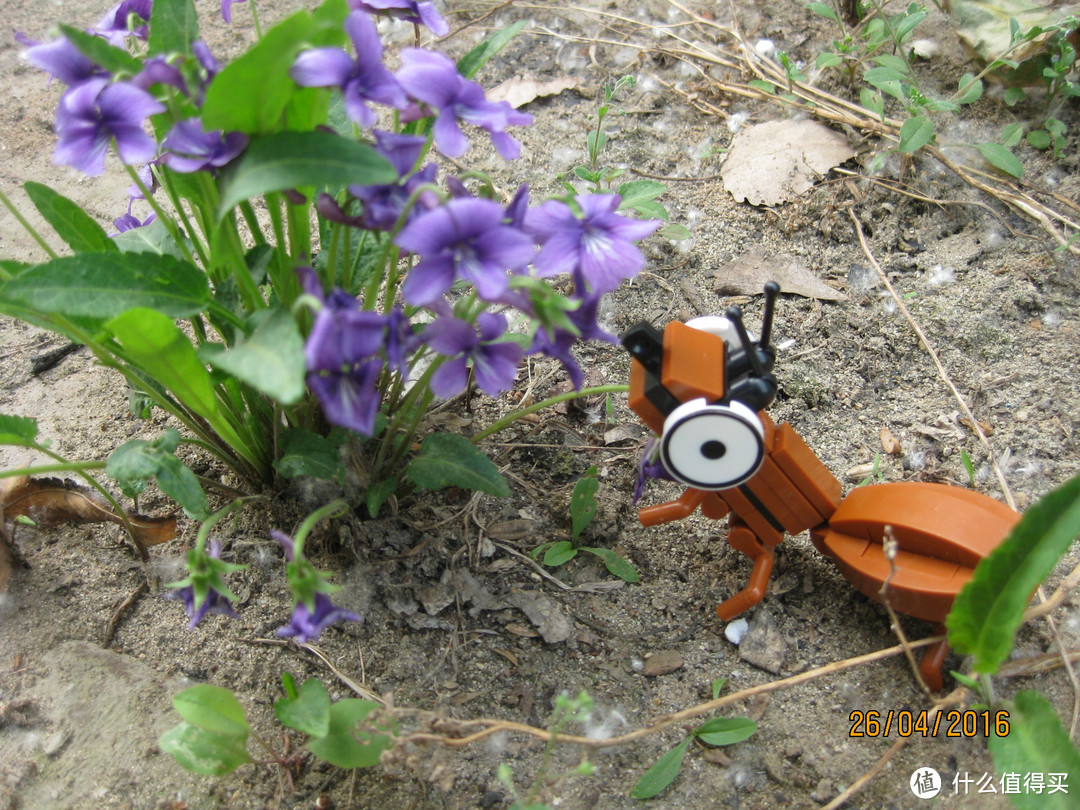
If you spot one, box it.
[2,1,1079,808]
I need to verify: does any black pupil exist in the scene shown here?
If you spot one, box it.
[701,440,726,460]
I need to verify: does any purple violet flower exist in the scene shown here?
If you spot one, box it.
[53,77,164,176]
[132,55,189,94]
[525,194,660,295]
[276,593,363,643]
[305,297,388,435]
[290,11,406,128]
[113,210,156,234]
[165,541,241,629]
[528,292,614,390]
[633,436,676,504]
[96,0,153,44]
[18,35,104,87]
[350,0,449,37]
[395,197,535,306]
[395,49,532,159]
[221,0,248,22]
[162,119,248,173]
[424,312,523,398]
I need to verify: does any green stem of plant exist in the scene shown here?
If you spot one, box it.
[248,0,263,38]
[194,495,261,555]
[0,187,59,260]
[470,385,630,443]
[0,460,105,478]
[291,498,349,559]
[125,165,198,268]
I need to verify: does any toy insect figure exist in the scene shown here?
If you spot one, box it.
[622,282,1019,690]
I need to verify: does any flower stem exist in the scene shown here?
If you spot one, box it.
[194,495,261,554]
[291,498,349,559]
[0,186,59,260]
[470,385,629,443]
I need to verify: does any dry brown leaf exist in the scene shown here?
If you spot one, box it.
[486,75,579,109]
[0,476,177,552]
[722,119,855,206]
[0,509,12,594]
[713,248,845,300]
[880,427,903,455]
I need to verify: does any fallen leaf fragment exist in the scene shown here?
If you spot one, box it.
[722,119,855,206]
[507,589,573,643]
[879,428,902,455]
[713,248,845,300]
[0,476,177,557]
[487,75,579,108]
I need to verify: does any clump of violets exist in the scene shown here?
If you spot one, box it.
[12,0,671,642]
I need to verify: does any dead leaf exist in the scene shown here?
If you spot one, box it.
[722,119,855,206]
[880,428,902,455]
[952,0,1080,83]
[0,509,12,594]
[0,476,176,557]
[487,75,579,108]
[713,248,845,300]
[507,590,573,643]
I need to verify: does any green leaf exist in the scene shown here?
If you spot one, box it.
[172,684,250,739]
[274,678,331,738]
[948,473,1080,673]
[107,429,209,518]
[1001,122,1024,147]
[806,3,839,22]
[955,73,984,105]
[898,115,934,153]
[976,143,1024,178]
[0,253,209,319]
[159,721,253,775]
[199,308,306,404]
[149,0,198,57]
[106,308,245,451]
[748,79,776,94]
[1026,129,1051,149]
[273,428,345,481]
[543,541,578,567]
[307,699,392,768]
[1004,86,1027,106]
[23,182,116,254]
[58,25,142,76]
[816,52,844,69]
[631,736,693,799]
[366,477,398,519]
[457,20,529,79]
[406,434,510,497]
[582,547,640,583]
[112,217,190,258]
[202,11,316,134]
[0,414,39,445]
[988,691,1080,810]
[871,54,912,75]
[860,87,885,118]
[711,678,727,700]
[216,131,395,218]
[658,223,691,240]
[616,180,666,214]
[694,717,757,746]
[864,66,907,100]
[570,466,599,540]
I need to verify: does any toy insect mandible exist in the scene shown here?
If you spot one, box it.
[621,282,1019,690]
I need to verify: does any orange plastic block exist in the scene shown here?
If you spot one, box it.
[661,321,726,403]
[769,423,843,523]
[628,359,667,436]
[810,482,1019,624]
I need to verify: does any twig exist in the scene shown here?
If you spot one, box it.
[879,526,932,695]
[102,581,148,647]
[847,207,1016,510]
[820,737,908,810]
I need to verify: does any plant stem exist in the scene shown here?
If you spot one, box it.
[291,498,349,559]
[0,187,59,259]
[470,385,630,443]
[0,460,105,478]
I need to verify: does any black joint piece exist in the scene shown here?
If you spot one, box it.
[759,281,780,351]
[726,306,766,378]
[620,322,665,376]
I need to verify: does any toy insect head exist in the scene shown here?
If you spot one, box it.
[621,282,781,491]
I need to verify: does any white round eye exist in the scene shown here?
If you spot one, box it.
[659,399,765,490]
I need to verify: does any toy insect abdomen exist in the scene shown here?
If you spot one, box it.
[810,481,1019,624]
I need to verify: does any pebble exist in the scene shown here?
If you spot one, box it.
[643,650,684,677]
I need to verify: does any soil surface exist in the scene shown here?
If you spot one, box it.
[2,1,1079,809]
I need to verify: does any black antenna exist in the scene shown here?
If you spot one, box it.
[758,281,780,351]
[725,306,767,378]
